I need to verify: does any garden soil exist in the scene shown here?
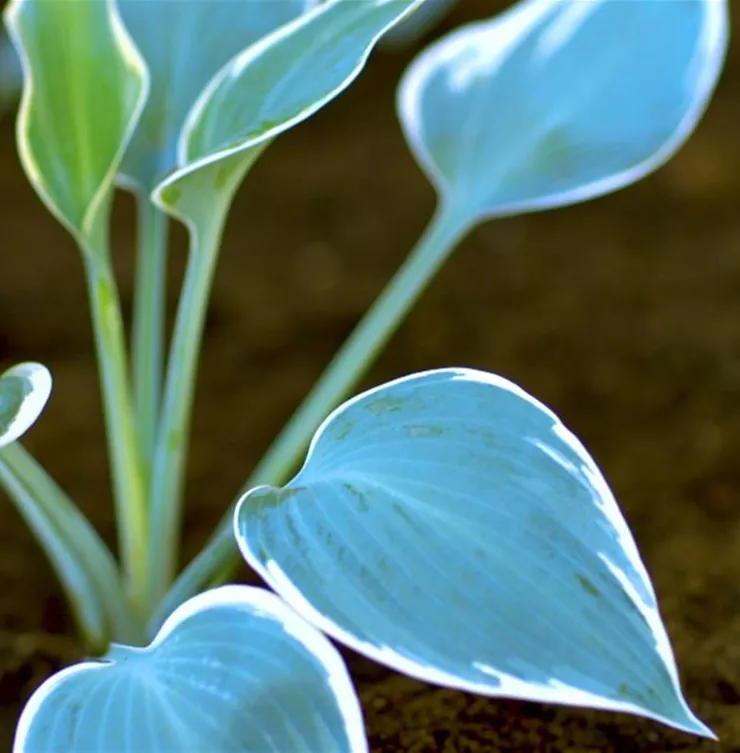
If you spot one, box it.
[2,3,740,751]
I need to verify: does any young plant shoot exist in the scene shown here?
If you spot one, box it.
[0,0,730,750]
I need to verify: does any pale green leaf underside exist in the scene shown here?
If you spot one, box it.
[5,0,147,248]
[117,0,313,193]
[236,368,713,738]
[398,0,728,221]
[15,586,367,753]
[0,362,50,448]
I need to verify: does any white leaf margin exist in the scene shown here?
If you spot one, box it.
[152,0,426,205]
[0,362,52,448]
[235,367,714,738]
[5,0,150,244]
[14,584,369,753]
[397,0,729,220]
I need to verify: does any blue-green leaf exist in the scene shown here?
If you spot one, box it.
[0,362,50,448]
[236,368,713,738]
[15,585,367,753]
[397,0,728,223]
[154,0,425,227]
[4,0,148,251]
[180,0,423,170]
[117,0,314,193]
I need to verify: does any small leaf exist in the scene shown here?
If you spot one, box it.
[117,0,314,193]
[180,0,423,169]
[236,368,713,738]
[15,585,367,753]
[4,0,148,250]
[397,0,728,223]
[0,362,51,448]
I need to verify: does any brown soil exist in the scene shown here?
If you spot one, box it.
[2,2,740,751]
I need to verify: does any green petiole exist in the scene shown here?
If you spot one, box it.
[144,216,226,616]
[131,197,169,477]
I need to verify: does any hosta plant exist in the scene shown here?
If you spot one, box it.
[0,0,730,750]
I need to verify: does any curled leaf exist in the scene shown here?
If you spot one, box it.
[0,362,51,448]
[154,0,426,228]
[5,0,148,250]
[117,0,314,193]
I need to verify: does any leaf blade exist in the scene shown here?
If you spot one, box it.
[15,585,367,753]
[5,0,148,248]
[397,0,728,221]
[117,0,313,193]
[157,0,424,198]
[0,362,50,448]
[236,368,712,738]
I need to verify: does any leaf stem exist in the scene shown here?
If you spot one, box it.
[84,253,148,619]
[132,197,169,474]
[154,205,467,629]
[0,442,144,648]
[144,219,223,614]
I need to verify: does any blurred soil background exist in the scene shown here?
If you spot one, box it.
[2,2,740,751]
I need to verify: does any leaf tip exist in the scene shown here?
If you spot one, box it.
[0,361,52,448]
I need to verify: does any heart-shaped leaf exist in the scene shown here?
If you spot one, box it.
[4,0,148,251]
[15,585,367,753]
[397,0,728,225]
[117,0,314,193]
[236,368,712,737]
[0,362,51,448]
